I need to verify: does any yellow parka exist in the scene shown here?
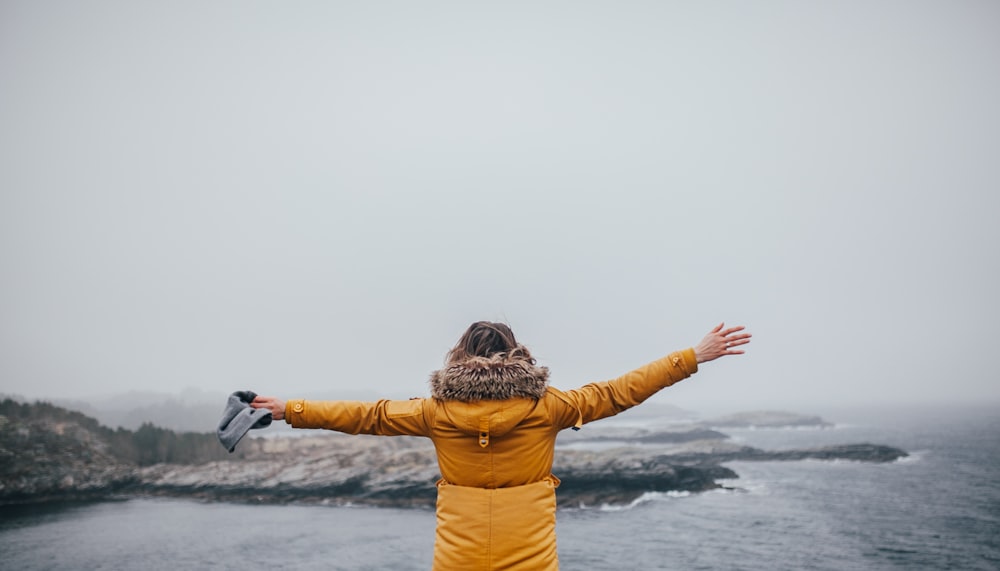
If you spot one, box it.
[284,348,698,570]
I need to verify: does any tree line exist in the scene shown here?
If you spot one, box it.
[0,398,255,466]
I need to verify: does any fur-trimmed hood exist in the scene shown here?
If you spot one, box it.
[429,355,550,401]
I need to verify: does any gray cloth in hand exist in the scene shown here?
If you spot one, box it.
[217,390,273,453]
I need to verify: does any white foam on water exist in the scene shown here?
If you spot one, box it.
[594,490,692,512]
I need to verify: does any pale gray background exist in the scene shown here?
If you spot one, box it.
[2,1,997,412]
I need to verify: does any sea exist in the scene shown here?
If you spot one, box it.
[1,404,998,571]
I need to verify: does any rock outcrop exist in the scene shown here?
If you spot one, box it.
[136,435,443,507]
[1,400,908,508]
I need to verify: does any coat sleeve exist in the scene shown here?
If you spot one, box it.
[547,348,698,430]
[283,398,431,437]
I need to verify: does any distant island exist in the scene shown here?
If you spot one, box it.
[0,399,907,508]
[698,410,834,429]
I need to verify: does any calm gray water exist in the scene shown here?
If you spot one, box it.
[2,405,998,570]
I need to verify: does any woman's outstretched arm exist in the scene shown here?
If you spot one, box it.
[549,323,751,428]
[250,395,431,437]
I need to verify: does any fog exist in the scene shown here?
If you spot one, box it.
[2,1,998,414]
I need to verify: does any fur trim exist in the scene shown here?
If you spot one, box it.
[429,355,549,401]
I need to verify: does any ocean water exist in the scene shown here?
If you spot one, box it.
[1,405,998,570]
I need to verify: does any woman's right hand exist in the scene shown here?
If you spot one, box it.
[693,323,751,363]
[251,395,286,421]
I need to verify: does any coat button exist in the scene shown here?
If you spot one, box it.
[292,403,303,413]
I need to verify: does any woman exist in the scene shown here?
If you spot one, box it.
[251,321,750,570]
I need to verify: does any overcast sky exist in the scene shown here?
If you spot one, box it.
[1,1,997,413]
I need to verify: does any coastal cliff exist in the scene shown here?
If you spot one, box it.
[0,400,136,503]
[1,400,907,508]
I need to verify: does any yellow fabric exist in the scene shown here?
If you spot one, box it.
[434,477,560,571]
[284,348,698,569]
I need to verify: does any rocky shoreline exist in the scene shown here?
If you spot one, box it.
[128,437,907,508]
[1,403,908,509]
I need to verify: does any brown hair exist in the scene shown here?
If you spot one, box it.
[446,321,535,364]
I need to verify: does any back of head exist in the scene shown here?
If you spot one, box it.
[447,321,535,364]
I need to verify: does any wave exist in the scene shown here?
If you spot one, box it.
[894,449,928,464]
[592,490,692,512]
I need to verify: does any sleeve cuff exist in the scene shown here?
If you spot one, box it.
[681,347,698,374]
[284,399,305,425]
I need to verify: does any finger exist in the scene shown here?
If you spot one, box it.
[711,322,724,333]
[720,325,745,336]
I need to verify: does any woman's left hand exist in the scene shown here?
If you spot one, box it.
[694,323,751,363]
[251,395,286,421]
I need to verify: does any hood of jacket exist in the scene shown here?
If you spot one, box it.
[429,355,550,439]
[429,355,549,402]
